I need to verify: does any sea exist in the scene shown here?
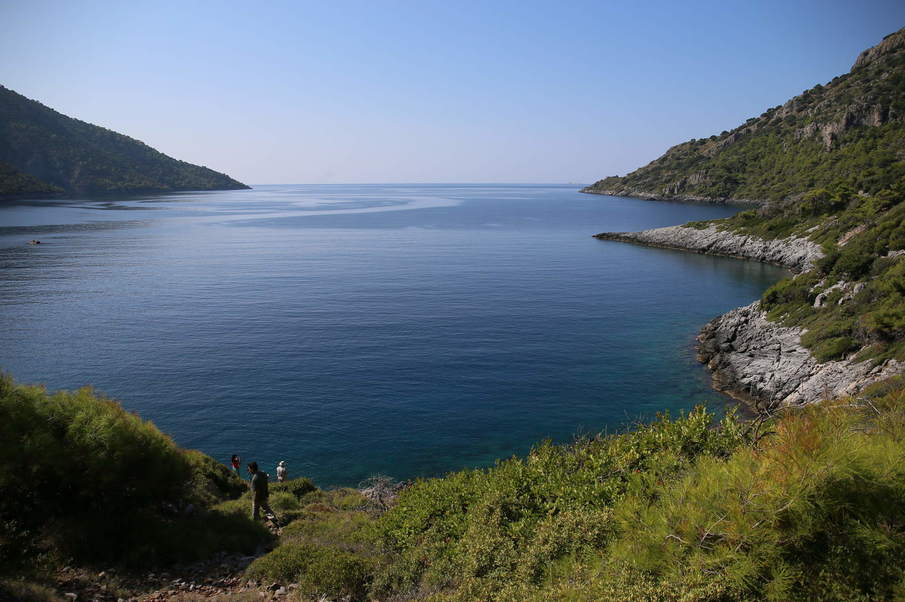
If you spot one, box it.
[0,184,787,486]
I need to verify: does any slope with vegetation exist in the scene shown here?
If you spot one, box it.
[217,377,905,600]
[0,374,271,597]
[591,28,905,407]
[9,372,905,601]
[0,161,61,196]
[583,27,905,203]
[0,85,249,197]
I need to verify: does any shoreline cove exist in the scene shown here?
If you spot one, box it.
[1,184,762,487]
[595,220,900,412]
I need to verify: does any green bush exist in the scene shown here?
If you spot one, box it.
[270,477,317,500]
[358,381,905,600]
[246,542,372,600]
[184,449,248,506]
[811,335,860,361]
[797,188,848,217]
[0,375,269,571]
[829,238,876,279]
[593,389,905,601]
[864,305,905,340]
[281,510,372,549]
[268,491,303,515]
[369,408,744,598]
[761,273,817,314]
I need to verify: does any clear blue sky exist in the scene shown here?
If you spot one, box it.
[2,0,904,184]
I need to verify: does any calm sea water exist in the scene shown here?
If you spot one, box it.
[0,184,786,486]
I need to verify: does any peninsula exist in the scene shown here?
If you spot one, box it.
[591,27,905,411]
[0,85,249,197]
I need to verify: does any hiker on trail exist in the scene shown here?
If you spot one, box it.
[231,454,241,474]
[276,461,287,482]
[247,461,276,521]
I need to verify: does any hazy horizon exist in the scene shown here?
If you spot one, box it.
[3,0,905,185]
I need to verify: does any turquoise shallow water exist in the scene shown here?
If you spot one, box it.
[0,184,786,486]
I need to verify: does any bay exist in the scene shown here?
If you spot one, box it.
[0,184,785,486]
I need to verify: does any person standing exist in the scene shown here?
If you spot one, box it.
[247,461,276,521]
[231,454,241,474]
[276,461,287,482]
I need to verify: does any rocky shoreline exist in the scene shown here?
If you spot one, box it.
[697,301,901,411]
[581,188,761,206]
[595,224,899,411]
[595,224,824,273]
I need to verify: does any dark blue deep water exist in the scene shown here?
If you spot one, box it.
[0,184,786,486]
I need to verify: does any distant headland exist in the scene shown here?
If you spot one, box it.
[0,85,249,198]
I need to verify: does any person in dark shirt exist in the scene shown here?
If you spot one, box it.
[247,461,276,521]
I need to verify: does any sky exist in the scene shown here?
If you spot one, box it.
[2,0,905,185]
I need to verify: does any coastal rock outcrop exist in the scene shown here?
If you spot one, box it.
[582,188,759,205]
[595,224,901,410]
[594,224,824,272]
[698,301,901,410]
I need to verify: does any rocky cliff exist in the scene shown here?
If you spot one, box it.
[698,301,902,409]
[594,224,824,272]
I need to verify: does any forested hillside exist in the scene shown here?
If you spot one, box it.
[0,161,61,195]
[0,85,248,196]
[583,27,905,203]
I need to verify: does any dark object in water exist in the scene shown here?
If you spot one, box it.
[28,239,41,245]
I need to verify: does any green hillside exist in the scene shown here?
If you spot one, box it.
[0,85,249,196]
[588,28,905,367]
[7,372,905,601]
[583,27,905,203]
[0,161,61,196]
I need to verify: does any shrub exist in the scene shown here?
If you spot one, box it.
[246,543,372,600]
[369,408,744,598]
[761,274,816,313]
[864,305,905,340]
[0,375,269,570]
[595,390,905,601]
[797,188,846,216]
[270,477,317,500]
[184,449,247,506]
[281,510,372,550]
[300,548,373,600]
[830,238,876,279]
[816,335,858,361]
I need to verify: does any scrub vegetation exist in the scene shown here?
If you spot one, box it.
[0,375,271,578]
[598,27,905,366]
[583,28,905,203]
[4,374,905,600]
[743,181,905,363]
[236,378,905,601]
